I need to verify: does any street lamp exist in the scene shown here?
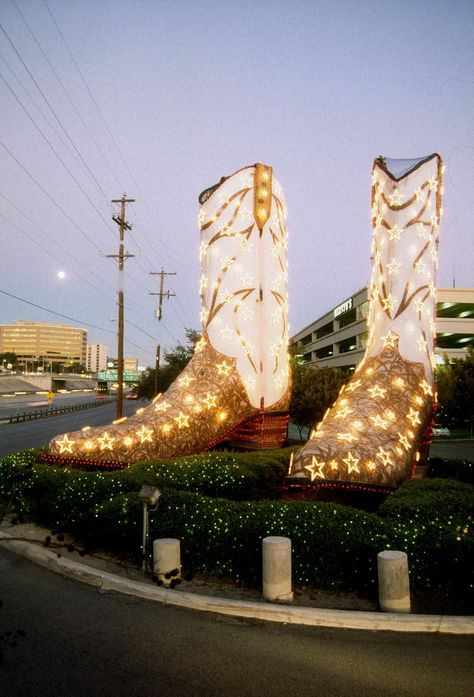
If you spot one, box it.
[138,486,161,571]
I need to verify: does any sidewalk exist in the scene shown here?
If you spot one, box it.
[1,518,472,635]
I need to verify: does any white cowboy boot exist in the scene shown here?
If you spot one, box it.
[49,163,290,464]
[289,153,443,490]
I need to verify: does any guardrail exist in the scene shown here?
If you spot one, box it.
[5,398,116,424]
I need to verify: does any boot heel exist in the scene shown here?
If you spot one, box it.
[229,411,289,450]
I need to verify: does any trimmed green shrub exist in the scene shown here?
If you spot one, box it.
[1,449,473,601]
[93,488,391,592]
[378,478,474,601]
[118,448,292,501]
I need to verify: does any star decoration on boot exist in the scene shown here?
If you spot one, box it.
[83,440,94,451]
[178,375,195,387]
[195,337,207,353]
[174,412,190,429]
[241,307,255,321]
[419,380,433,395]
[136,426,153,443]
[204,392,218,409]
[417,337,428,353]
[398,433,411,450]
[388,189,404,206]
[381,294,396,314]
[155,401,172,412]
[407,408,421,426]
[369,415,388,429]
[240,273,254,287]
[220,326,234,340]
[387,258,402,275]
[376,447,392,467]
[335,406,353,419]
[98,432,115,451]
[342,452,360,474]
[345,379,362,393]
[244,376,256,390]
[367,385,386,399]
[415,298,425,314]
[123,436,134,447]
[57,434,75,454]
[337,432,358,443]
[199,242,209,260]
[305,456,326,480]
[428,177,438,192]
[387,224,404,241]
[242,340,255,357]
[382,331,399,348]
[216,360,232,377]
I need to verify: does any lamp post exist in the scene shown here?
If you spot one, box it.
[138,486,161,571]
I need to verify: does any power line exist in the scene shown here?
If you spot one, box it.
[12,0,126,195]
[43,0,139,193]
[0,288,153,355]
[0,71,116,239]
[0,192,116,296]
[41,0,199,274]
[0,140,103,254]
[0,19,112,207]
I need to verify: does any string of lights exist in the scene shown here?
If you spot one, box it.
[0,288,154,356]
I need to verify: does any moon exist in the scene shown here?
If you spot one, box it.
[57,270,66,279]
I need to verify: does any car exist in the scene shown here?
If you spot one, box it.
[432,425,450,437]
[125,393,139,400]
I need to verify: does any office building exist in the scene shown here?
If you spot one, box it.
[86,343,108,374]
[0,321,87,368]
[291,287,474,371]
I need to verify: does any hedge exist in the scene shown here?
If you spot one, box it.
[378,478,474,600]
[0,449,472,601]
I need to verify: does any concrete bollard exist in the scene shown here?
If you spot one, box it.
[262,536,293,603]
[153,538,181,587]
[377,550,411,613]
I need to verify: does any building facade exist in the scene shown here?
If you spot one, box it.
[86,343,108,374]
[291,287,474,371]
[0,321,87,368]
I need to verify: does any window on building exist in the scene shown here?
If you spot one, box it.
[316,321,333,339]
[316,345,333,359]
[338,337,357,354]
[300,334,313,347]
[337,308,357,329]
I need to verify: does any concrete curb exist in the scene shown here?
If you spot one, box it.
[1,532,473,635]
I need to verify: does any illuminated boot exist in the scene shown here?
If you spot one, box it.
[49,163,290,464]
[289,153,443,491]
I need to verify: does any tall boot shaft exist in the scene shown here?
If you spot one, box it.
[366,154,443,383]
[289,154,443,490]
[198,164,289,409]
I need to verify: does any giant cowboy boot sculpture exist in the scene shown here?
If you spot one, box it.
[289,153,443,491]
[49,163,290,464]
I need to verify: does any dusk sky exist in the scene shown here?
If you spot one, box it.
[1,0,472,366]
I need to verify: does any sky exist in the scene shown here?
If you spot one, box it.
[0,0,473,366]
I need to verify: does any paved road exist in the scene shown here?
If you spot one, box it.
[0,392,101,420]
[0,400,145,457]
[1,549,473,697]
[429,439,474,460]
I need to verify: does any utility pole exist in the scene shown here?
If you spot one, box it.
[150,269,176,394]
[109,194,135,419]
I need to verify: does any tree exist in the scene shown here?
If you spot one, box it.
[0,352,18,369]
[437,346,474,431]
[289,358,349,438]
[135,329,199,399]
